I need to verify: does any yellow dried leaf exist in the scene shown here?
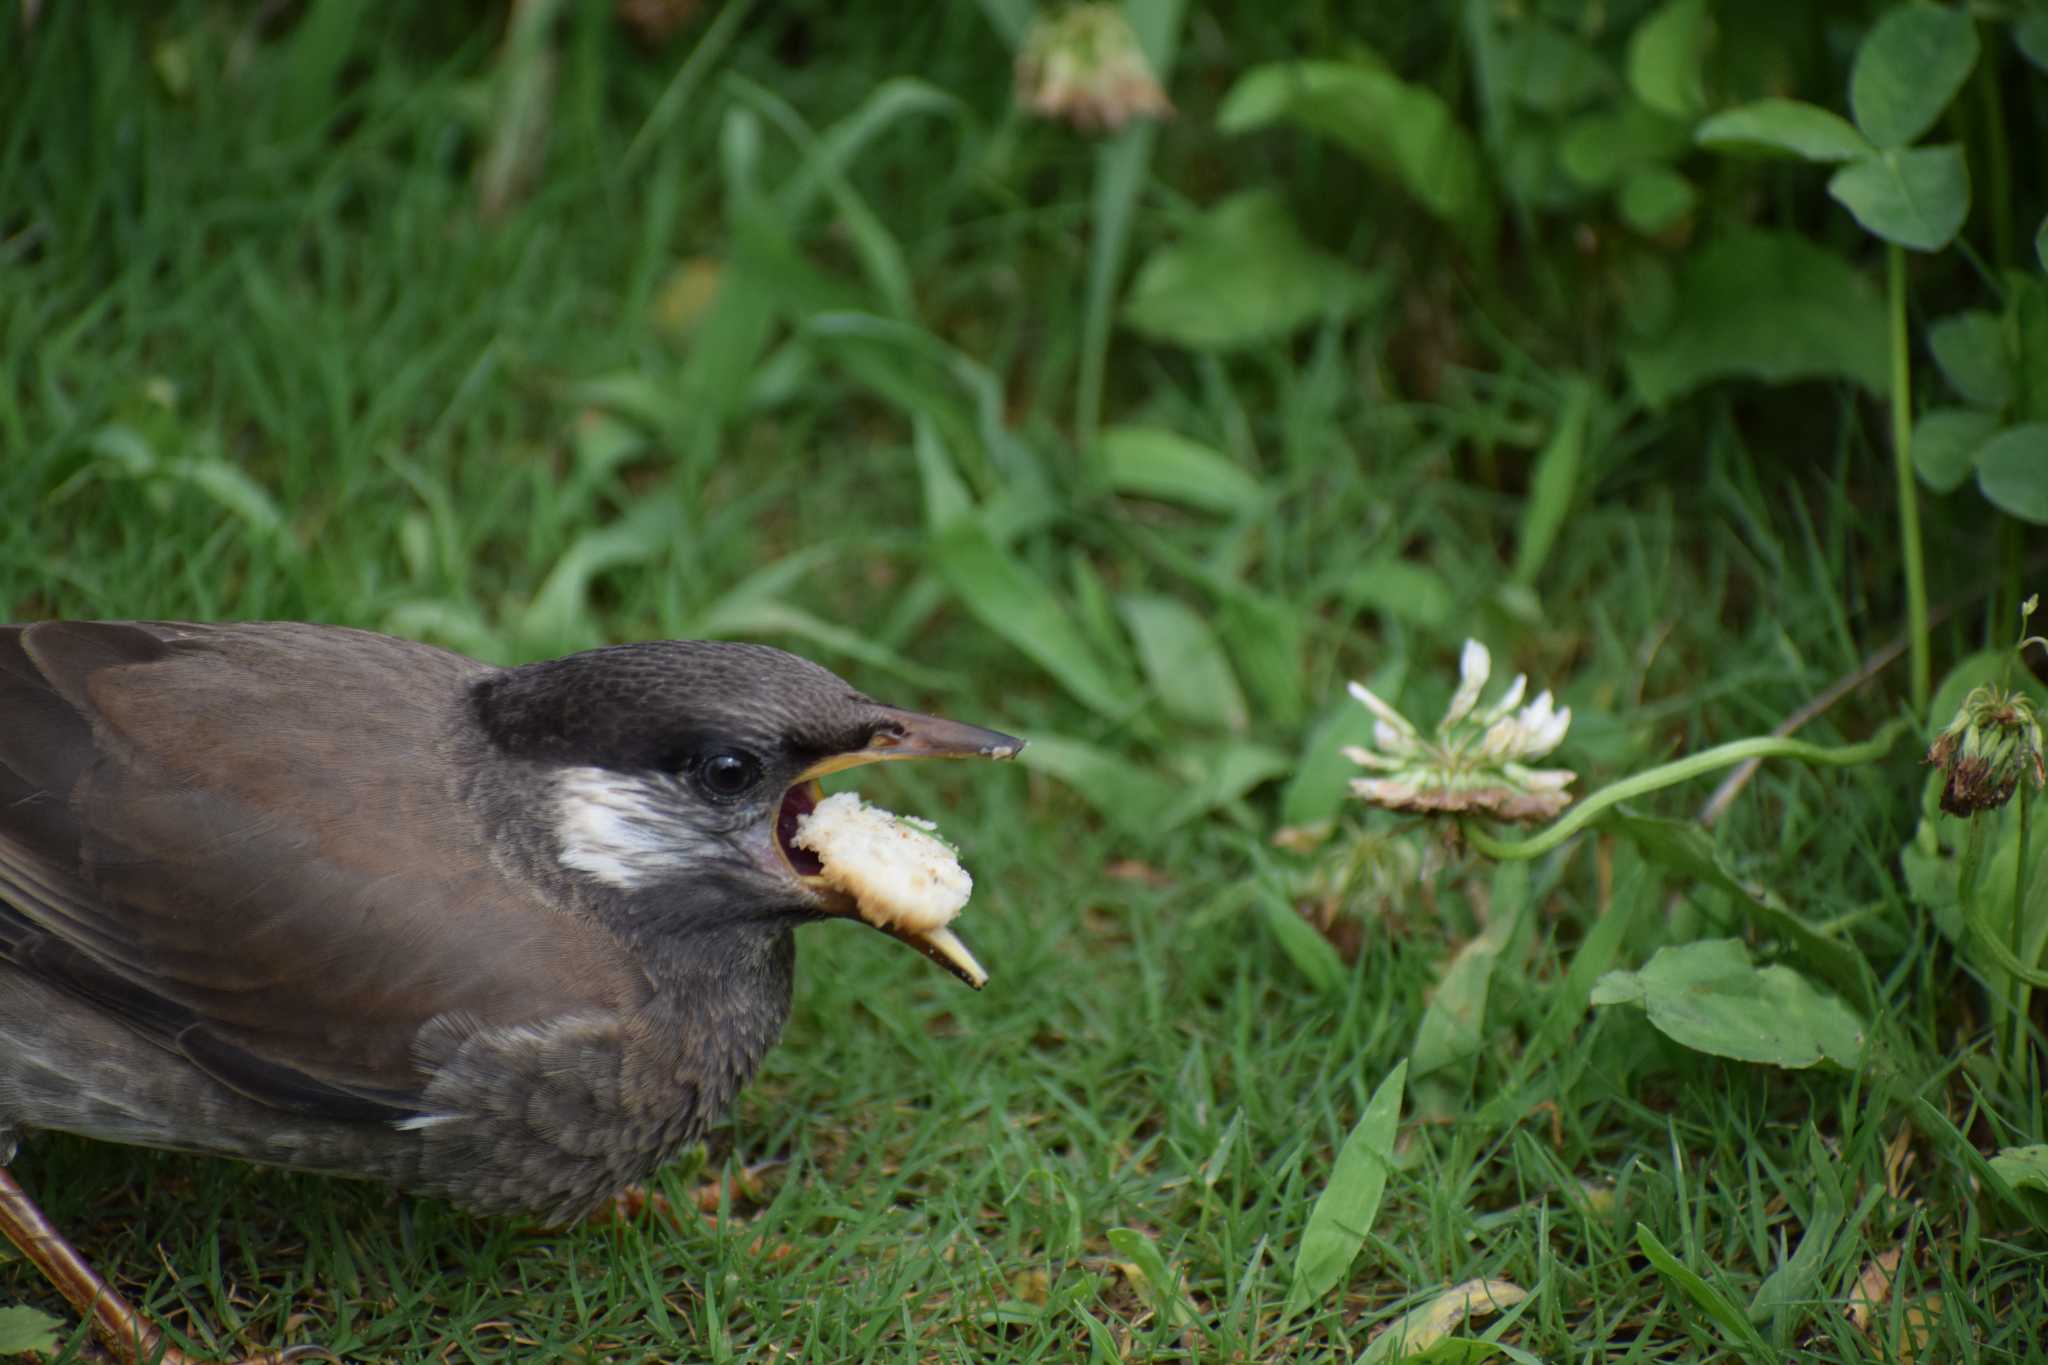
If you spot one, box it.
[1362,1278,1529,1361]
[1010,1269,1051,1305]
[1883,1126,1916,1199]
[1895,1295,1941,1365]
[1844,1246,1900,1331]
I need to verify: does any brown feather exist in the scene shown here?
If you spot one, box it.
[0,621,649,1112]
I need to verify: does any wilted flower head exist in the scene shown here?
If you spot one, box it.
[1015,4,1174,132]
[1926,684,2046,816]
[1344,640,1575,822]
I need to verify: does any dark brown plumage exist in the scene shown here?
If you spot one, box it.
[0,620,1019,1363]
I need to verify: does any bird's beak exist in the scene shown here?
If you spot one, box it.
[796,708,1025,779]
[775,708,1022,989]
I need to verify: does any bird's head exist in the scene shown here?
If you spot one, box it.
[468,641,1020,986]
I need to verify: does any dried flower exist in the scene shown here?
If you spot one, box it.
[1926,684,2046,816]
[1015,4,1173,133]
[1344,640,1576,822]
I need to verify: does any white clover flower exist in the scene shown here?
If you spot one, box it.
[1015,4,1174,133]
[1343,640,1576,822]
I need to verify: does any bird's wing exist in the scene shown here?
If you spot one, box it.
[0,620,650,1121]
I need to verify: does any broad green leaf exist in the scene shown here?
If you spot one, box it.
[1986,1145,2048,1228]
[1120,593,1249,731]
[1695,99,1873,163]
[1617,166,1697,235]
[1346,557,1457,627]
[1973,423,2048,523]
[1498,21,1612,114]
[1591,939,1867,1068]
[1912,407,2000,492]
[1159,737,1290,828]
[1558,102,1691,190]
[169,457,294,546]
[1216,588,1306,728]
[1285,1059,1408,1318]
[1606,810,1874,1008]
[933,521,1137,719]
[1357,1280,1531,1365]
[1626,0,1712,119]
[1219,61,1494,251]
[0,1306,63,1356]
[1122,189,1384,350]
[1928,310,2014,409]
[1623,231,1888,405]
[1015,734,1177,834]
[1258,883,1348,992]
[1635,1225,1774,1353]
[1827,145,1971,252]
[1848,5,1979,149]
[1097,425,1266,512]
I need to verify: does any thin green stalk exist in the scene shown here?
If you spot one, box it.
[1955,811,1992,915]
[1889,243,1930,717]
[2010,783,2033,1078]
[1076,128,1154,449]
[1464,719,1913,860]
[1976,37,2014,270]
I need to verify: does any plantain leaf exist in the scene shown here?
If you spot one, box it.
[1591,939,1867,1068]
[1120,593,1249,731]
[1097,425,1267,512]
[1285,1059,1408,1318]
[1220,60,1494,252]
[932,521,1137,720]
[1123,189,1384,350]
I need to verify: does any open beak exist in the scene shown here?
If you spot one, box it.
[774,708,1022,989]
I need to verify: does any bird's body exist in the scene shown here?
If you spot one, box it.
[0,620,1017,1362]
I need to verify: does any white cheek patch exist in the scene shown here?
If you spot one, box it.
[554,768,716,889]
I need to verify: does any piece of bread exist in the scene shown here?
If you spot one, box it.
[792,791,973,933]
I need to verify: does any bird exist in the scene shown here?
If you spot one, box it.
[0,620,1021,1364]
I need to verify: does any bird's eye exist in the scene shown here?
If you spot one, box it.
[695,750,762,800]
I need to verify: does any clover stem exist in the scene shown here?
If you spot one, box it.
[1888,242,1930,718]
[1462,719,1913,861]
[2010,782,2034,1082]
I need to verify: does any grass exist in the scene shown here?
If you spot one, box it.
[4,2,2046,1361]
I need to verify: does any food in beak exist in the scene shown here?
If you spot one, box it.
[790,791,987,988]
